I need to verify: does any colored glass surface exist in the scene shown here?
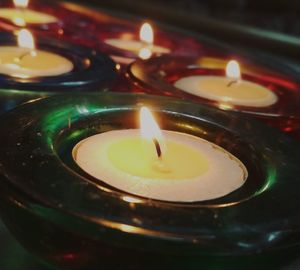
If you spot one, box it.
[128,55,300,138]
[0,93,299,270]
[0,32,117,113]
[0,0,207,62]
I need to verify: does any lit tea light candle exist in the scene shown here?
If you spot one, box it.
[73,107,247,202]
[175,60,278,107]
[0,0,58,26]
[0,29,73,78]
[105,23,170,60]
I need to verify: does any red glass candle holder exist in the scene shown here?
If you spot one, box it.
[0,1,216,67]
[0,0,65,32]
[127,55,300,139]
[97,25,206,63]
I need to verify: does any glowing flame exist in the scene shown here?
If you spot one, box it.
[140,107,168,168]
[140,106,165,157]
[14,0,29,8]
[17,29,35,50]
[140,107,161,139]
[226,60,241,80]
[138,47,152,60]
[12,17,26,27]
[139,23,153,44]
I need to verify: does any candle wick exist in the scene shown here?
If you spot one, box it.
[18,52,30,61]
[16,50,36,63]
[152,138,162,159]
[227,79,238,87]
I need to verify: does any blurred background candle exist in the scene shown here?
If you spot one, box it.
[0,0,58,26]
[73,107,247,202]
[0,29,73,78]
[175,60,278,107]
[105,22,170,60]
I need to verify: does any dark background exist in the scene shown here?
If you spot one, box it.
[82,0,300,61]
[90,0,300,37]
[150,0,300,36]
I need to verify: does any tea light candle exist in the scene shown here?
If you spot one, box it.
[73,107,247,202]
[0,29,73,78]
[0,0,58,26]
[105,23,170,60]
[175,60,278,107]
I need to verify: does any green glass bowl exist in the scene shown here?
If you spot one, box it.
[0,93,299,269]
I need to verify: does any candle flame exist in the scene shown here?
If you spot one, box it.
[17,29,35,50]
[14,0,29,8]
[139,23,153,44]
[140,106,165,158]
[12,17,26,27]
[226,60,241,80]
[138,47,152,60]
[140,106,165,157]
[140,107,161,140]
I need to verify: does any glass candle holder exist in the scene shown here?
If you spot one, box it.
[0,0,123,49]
[127,55,300,139]
[57,3,207,65]
[0,1,212,67]
[0,32,117,112]
[0,93,299,269]
[98,24,205,64]
[0,0,64,31]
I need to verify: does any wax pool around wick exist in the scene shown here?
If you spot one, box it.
[73,130,248,202]
[174,75,278,107]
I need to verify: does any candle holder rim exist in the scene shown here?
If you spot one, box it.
[1,92,300,254]
[0,32,117,91]
[127,55,300,118]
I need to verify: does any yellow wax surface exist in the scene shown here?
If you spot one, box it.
[175,75,277,107]
[0,8,58,24]
[105,39,170,54]
[73,130,247,202]
[108,138,209,180]
[0,46,73,78]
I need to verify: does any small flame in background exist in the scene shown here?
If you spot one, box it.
[139,23,153,44]
[13,17,26,26]
[17,29,35,50]
[138,47,152,60]
[14,0,29,8]
[138,23,154,59]
[226,60,241,80]
[12,0,29,26]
